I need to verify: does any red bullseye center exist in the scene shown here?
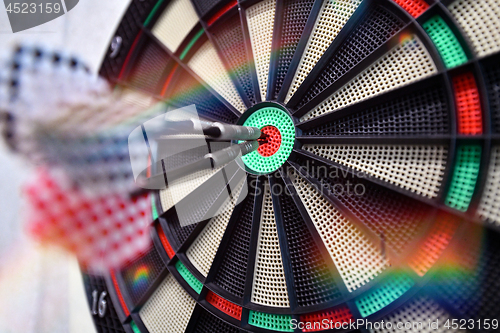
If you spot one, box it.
[258,126,281,157]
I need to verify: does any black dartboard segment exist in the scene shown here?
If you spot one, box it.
[431,227,500,330]
[291,156,433,256]
[191,0,228,18]
[482,55,500,134]
[167,67,239,123]
[123,36,176,95]
[211,184,256,301]
[300,85,450,137]
[210,13,258,106]
[271,0,316,100]
[161,207,200,250]
[99,0,160,81]
[119,246,166,307]
[187,306,244,333]
[86,0,500,332]
[293,3,407,110]
[276,176,342,308]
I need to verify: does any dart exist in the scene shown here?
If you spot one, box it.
[0,45,256,271]
[136,140,259,189]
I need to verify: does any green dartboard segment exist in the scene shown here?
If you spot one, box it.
[248,311,294,332]
[423,15,468,68]
[175,260,203,294]
[445,145,482,212]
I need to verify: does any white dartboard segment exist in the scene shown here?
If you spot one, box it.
[285,0,363,103]
[302,144,448,198]
[478,146,500,226]
[251,182,290,307]
[289,170,388,292]
[187,40,247,113]
[139,274,196,333]
[152,0,199,52]
[186,178,246,277]
[246,0,277,101]
[448,0,500,58]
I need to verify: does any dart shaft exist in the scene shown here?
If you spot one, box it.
[176,119,261,141]
[205,141,259,167]
[136,141,258,189]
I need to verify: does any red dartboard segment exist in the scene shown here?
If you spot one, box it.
[118,31,143,80]
[453,72,483,135]
[258,125,281,157]
[409,213,460,276]
[156,223,175,259]
[206,290,242,320]
[207,0,238,26]
[161,63,179,97]
[111,270,130,317]
[392,0,429,18]
[299,306,354,332]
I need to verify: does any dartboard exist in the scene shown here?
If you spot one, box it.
[83,0,500,332]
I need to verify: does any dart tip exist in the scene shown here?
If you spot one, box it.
[258,132,269,145]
